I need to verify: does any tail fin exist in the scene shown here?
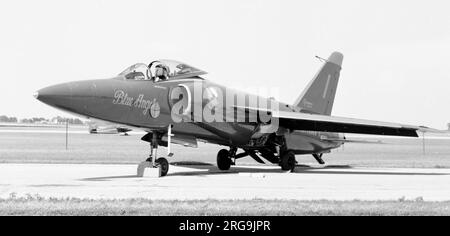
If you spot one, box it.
[293,52,343,116]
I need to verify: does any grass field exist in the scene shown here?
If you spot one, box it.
[0,196,449,216]
[1,126,450,168]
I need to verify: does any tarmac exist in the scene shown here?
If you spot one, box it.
[0,163,450,201]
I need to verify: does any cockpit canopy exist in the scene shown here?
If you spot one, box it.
[119,60,207,81]
[119,63,150,80]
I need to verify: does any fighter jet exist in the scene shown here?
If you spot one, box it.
[34,52,440,176]
[87,121,132,135]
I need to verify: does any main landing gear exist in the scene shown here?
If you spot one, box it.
[216,146,297,172]
[280,150,296,171]
[217,149,232,171]
[217,147,237,171]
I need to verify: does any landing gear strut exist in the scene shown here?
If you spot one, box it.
[312,153,325,165]
[138,132,170,177]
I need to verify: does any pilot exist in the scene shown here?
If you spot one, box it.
[154,64,169,82]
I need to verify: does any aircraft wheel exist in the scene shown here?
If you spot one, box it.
[156,158,169,177]
[280,150,296,171]
[217,149,231,171]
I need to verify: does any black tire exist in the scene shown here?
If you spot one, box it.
[280,151,296,171]
[156,158,169,177]
[217,149,231,171]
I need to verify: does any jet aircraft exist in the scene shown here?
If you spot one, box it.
[87,121,132,135]
[35,52,440,176]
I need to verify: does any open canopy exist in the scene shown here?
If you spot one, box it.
[154,60,207,79]
[119,60,207,81]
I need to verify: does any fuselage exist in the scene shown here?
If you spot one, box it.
[36,74,343,155]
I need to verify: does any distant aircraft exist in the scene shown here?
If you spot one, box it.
[34,52,441,176]
[87,121,132,135]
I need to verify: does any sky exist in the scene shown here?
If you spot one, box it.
[0,0,449,128]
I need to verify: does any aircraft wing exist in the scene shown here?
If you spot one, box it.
[272,110,443,137]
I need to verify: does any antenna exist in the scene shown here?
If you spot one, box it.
[315,55,328,63]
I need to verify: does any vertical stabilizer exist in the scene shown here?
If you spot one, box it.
[293,52,343,116]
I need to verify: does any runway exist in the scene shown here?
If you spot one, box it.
[1,163,449,201]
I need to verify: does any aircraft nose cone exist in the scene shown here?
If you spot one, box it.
[35,83,72,108]
[36,80,100,116]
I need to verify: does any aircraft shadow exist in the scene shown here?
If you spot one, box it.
[171,164,449,177]
[80,175,138,181]
[167,166,282,177]
[79,163,448,181]
[294,169,448,176]
[167,164,353,177]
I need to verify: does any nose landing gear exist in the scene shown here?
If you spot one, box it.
[138,131,170,177]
